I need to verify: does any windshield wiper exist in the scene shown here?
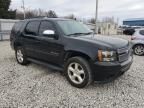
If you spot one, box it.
[83,32,93,35]
[67,33,85,36]
[67,32,93,36]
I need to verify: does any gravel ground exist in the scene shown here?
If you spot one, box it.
[0,36,144,108]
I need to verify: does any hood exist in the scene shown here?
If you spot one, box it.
[75,35,129,49]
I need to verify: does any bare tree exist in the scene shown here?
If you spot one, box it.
[16,9,58,19]
[64,14,76,20]
[45,10,58,18]
[38,9,46,16]
[88,18,96,24]
[102,17,115,23]
[16,10,24,20]
[25,9,36,19]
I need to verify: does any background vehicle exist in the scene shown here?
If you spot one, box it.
[10,18,133,88]
[123,28,135,35]
[131,29,144,56]
[121,25,142,35]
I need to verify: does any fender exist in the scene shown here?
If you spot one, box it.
[131,40,144,48]
[64,43,97,61]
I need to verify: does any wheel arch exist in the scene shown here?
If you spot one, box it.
[132,43,144,49]
[64,50,92,62]
[14,42,23,50]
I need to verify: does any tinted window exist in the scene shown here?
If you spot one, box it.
[25,21,40,35]
[39,21,55,35]
[12,21,24,33]
[139,30,144,36]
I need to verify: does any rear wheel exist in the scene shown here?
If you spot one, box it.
[15,47,29,65]
[133,45,144,56]
[64,57,93,88]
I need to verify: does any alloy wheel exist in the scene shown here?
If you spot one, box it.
[134,45,144,55]
[17,49,24,63]
[68,62,85,84]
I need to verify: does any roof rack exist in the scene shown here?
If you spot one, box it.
[25,16,58,19]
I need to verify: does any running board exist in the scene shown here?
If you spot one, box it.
[27,58,63,71]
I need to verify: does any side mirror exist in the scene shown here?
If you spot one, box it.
[43,30,57,39]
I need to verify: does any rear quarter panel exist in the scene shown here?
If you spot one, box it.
[131,40,144,48]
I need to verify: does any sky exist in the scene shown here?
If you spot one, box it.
[10,0,144,24]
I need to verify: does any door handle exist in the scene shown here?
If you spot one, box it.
[35,37,48,41]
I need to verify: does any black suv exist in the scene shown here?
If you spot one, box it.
[10,18,133,88]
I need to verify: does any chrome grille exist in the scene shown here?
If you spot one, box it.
[117,47,130,62]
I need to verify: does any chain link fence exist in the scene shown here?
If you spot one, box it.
[0,19,19,41]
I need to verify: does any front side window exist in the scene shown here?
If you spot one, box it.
[39,21,55,35]
[139,30,144,36]
[25,21,40,36]
[57,20,92,36]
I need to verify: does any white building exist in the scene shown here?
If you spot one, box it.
[0,19,19,40]
[86,22,118,35]
[0,19,19,32]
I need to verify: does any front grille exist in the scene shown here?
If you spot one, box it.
[117,46,130,62]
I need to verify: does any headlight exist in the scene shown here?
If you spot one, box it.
[98,50,117,62]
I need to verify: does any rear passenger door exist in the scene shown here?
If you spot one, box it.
[22,20,41,58]
[139,30,144,40]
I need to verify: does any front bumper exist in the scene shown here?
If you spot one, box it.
[91,56,133,82]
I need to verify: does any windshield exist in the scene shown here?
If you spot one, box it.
[57,20,93,36]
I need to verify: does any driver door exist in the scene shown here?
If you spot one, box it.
[36,20,64,64]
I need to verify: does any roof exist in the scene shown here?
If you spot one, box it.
[135,28,144,31]
[25,17,72,21]
[124,18,144,21]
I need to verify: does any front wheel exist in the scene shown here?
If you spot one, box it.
[64,57,93,88]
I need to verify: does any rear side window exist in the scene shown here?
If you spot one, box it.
[12,21,24,33]
[25,21,40,36]
[139,30,144,36]
[39,21,55,35]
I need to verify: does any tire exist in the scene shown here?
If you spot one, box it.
[64,57,93,88]
[133,45,144,56]
[15,47,29,65]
